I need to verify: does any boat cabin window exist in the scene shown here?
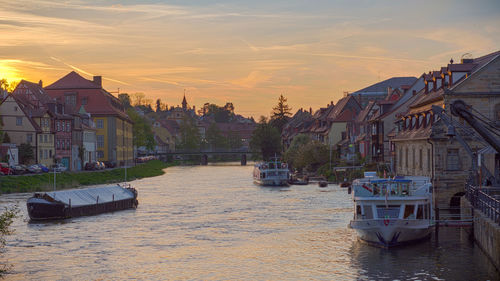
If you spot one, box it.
[403,204,415,219]
[363,205,374,219]
[376,205,400,218]
[417,204,424,219]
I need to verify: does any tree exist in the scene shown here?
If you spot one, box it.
[199,103,235,123]
[205,123,227,151]
[1,132,9,143]
[126,108,155,150]
[118,93,132,109]
[18,143,34,164]
[270,94,292,132]
[177,116,201,151]
[293,141,329,173]
[227,131,243,150]
[0,206,17,276]
[284,134,311,168]
[250,116,282,160]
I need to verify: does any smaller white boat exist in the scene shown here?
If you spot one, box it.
[253,157,289,186]
[349,172,434,247]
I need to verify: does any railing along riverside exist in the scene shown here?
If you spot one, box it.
[465,184,500,225]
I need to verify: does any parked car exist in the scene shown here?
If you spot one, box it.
[52,163,67,172]
[0,162,12,175]
[19,164,30,174]
[97,161,106,170]
[38,164,49,173]
[10,165,26,175]
[28,164,42,174]
[103,161,116,168]
[84,162,97,171]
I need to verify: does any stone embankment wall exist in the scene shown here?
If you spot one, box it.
[462,200,500,272]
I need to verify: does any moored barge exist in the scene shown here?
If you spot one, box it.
[27,184,138,220]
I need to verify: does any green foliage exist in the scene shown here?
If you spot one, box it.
[0,160,170,194]
[199,102,235,123]
[270,94,292,132]
[18,143,34,164]
[127,108,155,150]
[0,206,18,276]
[118,93,132,109]
[284,134,311,168]
[227,130,243,150]
[2,132,10,143]
[250,117,282,160]
[205,123,227,150]
[178,116,201,151]
[293,141,329,173]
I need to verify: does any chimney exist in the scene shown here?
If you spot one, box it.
[387,86,392,96]
[330,101,333,106]
[93,76,102,87]
[309,107,312,114]
[193,105,196,113]
[424,81,428,94]
[38,80,43,87]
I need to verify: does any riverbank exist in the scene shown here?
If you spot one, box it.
[0,160,172,194]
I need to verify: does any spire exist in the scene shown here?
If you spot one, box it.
[182,89,188,110]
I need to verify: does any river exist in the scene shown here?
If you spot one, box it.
[1,164,498,280]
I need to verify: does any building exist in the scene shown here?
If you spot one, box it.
[393,50,500,207]
[349,76,417,108]
[45,71,133,166]
[12,80,56,167]
[0,93,39,164]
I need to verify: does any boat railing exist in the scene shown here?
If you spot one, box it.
[353,179,431,198]
[465,184,500,225]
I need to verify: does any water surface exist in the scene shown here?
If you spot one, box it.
[1,165,498,280]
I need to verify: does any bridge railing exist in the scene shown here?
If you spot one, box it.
[465,184,500,225]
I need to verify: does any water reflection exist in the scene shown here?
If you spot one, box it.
[1,164,498,280]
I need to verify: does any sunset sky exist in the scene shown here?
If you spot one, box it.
[0,0,499,117]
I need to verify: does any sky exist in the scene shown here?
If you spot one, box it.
[0,0,499,118]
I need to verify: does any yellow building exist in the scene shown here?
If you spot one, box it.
[45,71,133,166]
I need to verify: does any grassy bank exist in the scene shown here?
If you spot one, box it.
[0,160,172,194]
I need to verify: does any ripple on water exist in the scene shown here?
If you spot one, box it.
[1,165,499,280]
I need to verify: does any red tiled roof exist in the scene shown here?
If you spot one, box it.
[45,71,101,89]
[45,72,131,122]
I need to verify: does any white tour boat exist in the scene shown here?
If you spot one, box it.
[253,157,289,186]
[349,172,434,247]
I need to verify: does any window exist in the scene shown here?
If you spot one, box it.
[27,134,33,143]
[49,150,52,158]
[97,135,104,148]
[56,140,60,149]
[404,205,415,219]
[405,148,408,168]
[56,121,60,131]
[39,135,43,143]
[44,135,48,143]
[39,149,43,159]
[363,205,373,219]
[399,148,402,168]
[419,149,422,170]
[97,150,104,158]
[447,149,460,170]
[66,121,70,132]
[43,149,48,159]
[97,119,104,129]
[66,140,70,150]
[412,148,415,169]
[82,97,88,105]
[14,106,18,111]
[16,117,22,126]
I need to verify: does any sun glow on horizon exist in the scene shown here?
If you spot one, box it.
[0,60,24,82]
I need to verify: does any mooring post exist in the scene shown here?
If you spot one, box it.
[201,154,208,165]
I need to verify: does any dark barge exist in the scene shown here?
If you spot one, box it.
[27,184,138,220]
